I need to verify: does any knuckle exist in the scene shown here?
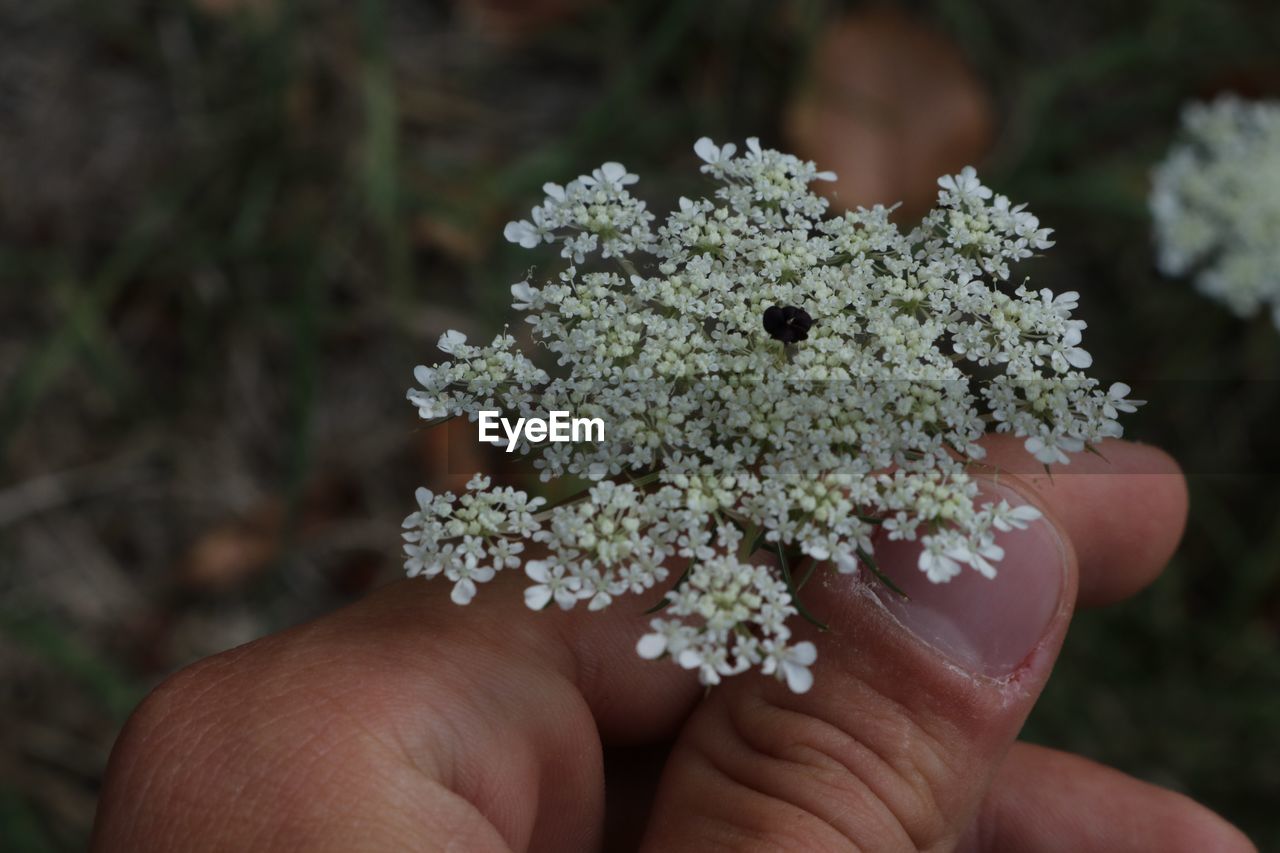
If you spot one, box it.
[112,652,243,772]
[95,653,250,847]
[97,639,342,844]
[702,685,957,852]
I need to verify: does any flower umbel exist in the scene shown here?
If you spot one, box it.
[402,138,1139,693]
[1151,95,1280,328]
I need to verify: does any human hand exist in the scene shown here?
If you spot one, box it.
[92,438,1255,851]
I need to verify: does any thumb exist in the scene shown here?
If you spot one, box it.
[640,477,1077,852]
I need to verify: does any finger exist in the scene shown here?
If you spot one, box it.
[640,439,1188,851]
[94,572,701,852]
[959,742,1256,853]
[976,436,1189,607]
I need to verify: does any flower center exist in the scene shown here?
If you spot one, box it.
[762,304,812,343]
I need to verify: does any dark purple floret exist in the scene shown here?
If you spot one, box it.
[762,305,812,344]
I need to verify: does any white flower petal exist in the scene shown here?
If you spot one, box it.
[636,632,667,659]
[783,659,814,694]
[600,161,628,182]
[503,219,542,248]
[1065,346,1093,369]
[677,649,703,670]
[511,280,535,309]
[437,329,467,354]
[451,578,477,605]
[524,585,553,610]
[789,641,817,666]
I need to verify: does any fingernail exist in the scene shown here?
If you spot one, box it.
[871,481,1068,678]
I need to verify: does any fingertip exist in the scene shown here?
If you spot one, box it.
[965,743,1256,853]
[980,437,1189,606]
[1159,802,1259,853]
[1044,441,1188,606]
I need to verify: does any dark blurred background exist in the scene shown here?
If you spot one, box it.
[2,0,1279,849]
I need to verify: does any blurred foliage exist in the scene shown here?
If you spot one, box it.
[1,0,1279,849]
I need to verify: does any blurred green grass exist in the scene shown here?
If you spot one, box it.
[2,0,1279,848]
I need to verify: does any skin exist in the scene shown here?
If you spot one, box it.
[92,439,1257,852]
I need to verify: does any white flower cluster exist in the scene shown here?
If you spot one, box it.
[403,138,1139,692]
[503,161,655,264]
[402,474,543,605]
[1151,95,1280,328]
[637,545,816,692]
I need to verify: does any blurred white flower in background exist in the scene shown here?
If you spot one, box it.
[1151,94,1280,328]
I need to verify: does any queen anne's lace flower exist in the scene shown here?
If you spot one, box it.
[402,138,1139,692]
[1151,95,1280,328]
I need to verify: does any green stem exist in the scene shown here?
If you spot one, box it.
[858,547,908,599]
[795,556,819,591]
[531,466,666,521]
[738,521,760,561]
[778,545,828,630]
